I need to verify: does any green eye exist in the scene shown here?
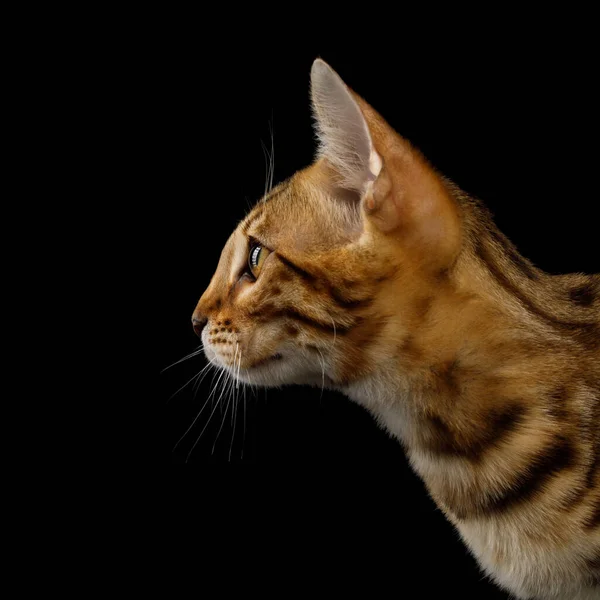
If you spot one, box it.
[248,243,270,278]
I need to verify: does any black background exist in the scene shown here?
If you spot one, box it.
[145,22,598,598]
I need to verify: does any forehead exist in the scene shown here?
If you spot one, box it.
[239,179,294,240]
[239,175,355,253]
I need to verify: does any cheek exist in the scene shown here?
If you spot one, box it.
[202,312,286,369]
[242,320,286,359]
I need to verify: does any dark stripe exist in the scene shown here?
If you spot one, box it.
[562,484,588,509]
[328,287,374,310]
[208,299,222,311]
[399,334,424,361]
[284,324,299,336]
[276,253,374,310]
[247,300,352,335]
[586,379,600,489]
[574,324,600,350]
[586,553,600,587]
[430,358,461,396]
[434,267,450,282]
[488,227,540,281]
[248,353,283,369]
[484,436,576,514]
[276,253,318,283]
[586,553,600,572]
[586,433,600,490]
[475,237,599,349]
[274,307,354,335]
[547,386,570,421]
[570,281,597,307]
[374,265,400,284]
[583,497,600,530]
[303,343,321,352]
[424,403,526,463]
[415,296,434,322]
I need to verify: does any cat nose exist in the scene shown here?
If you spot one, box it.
[192,315,208,338]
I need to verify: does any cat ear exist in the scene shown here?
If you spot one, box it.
[310,59,382,192]
[310,59,461,267]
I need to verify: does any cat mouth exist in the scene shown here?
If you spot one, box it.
[247,353,284,369]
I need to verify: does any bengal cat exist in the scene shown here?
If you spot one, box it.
[191,59,599,599]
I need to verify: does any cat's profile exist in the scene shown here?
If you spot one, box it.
[191,59,599,599]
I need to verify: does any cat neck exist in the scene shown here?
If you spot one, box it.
[340,239,565,452]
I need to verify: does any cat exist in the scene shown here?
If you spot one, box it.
[191,59,599,599]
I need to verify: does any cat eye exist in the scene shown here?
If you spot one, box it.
[248,243,270,279]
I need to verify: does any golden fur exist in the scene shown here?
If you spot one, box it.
[192,60,600,599]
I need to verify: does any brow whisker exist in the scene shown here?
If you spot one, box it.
[260,117,276,198]
[261,140,272,199]
[268,117,275,193]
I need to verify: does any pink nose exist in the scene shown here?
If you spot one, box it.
[192,316,207,338]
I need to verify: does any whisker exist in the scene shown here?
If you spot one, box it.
[204,363,228,404]
[229,391,238,462]
[235,342,242,389]
[216,351,237,416]
[185,383,227,462]
[193,362,212,391]
[194,361,217,390]
[241,381,247,459]
[185,359,235,461]
[329,316,337,349]
[230,344,240,422]
[229,347,242,461]
[222,345,238,420]
[212,388,233,454]
[193,367,212,399]
[268,116,275,193]
[172,365,217,452]
[168,361,211,403]
[226,346,239,422]
[261,141,271,199]
[161,344,204,373]
[316,348,326,399]
[210,355,239,454]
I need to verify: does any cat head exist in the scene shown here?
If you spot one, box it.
[192,59,462,388]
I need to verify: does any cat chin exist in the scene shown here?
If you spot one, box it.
[225,357,330,389]
[233,360,316,388]
[203,344,333,389]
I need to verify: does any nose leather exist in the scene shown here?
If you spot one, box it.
[192,316,208,338]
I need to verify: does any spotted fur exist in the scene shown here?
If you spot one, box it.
[192,60,600,599]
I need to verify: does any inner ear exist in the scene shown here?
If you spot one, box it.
[310,59,381,192]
